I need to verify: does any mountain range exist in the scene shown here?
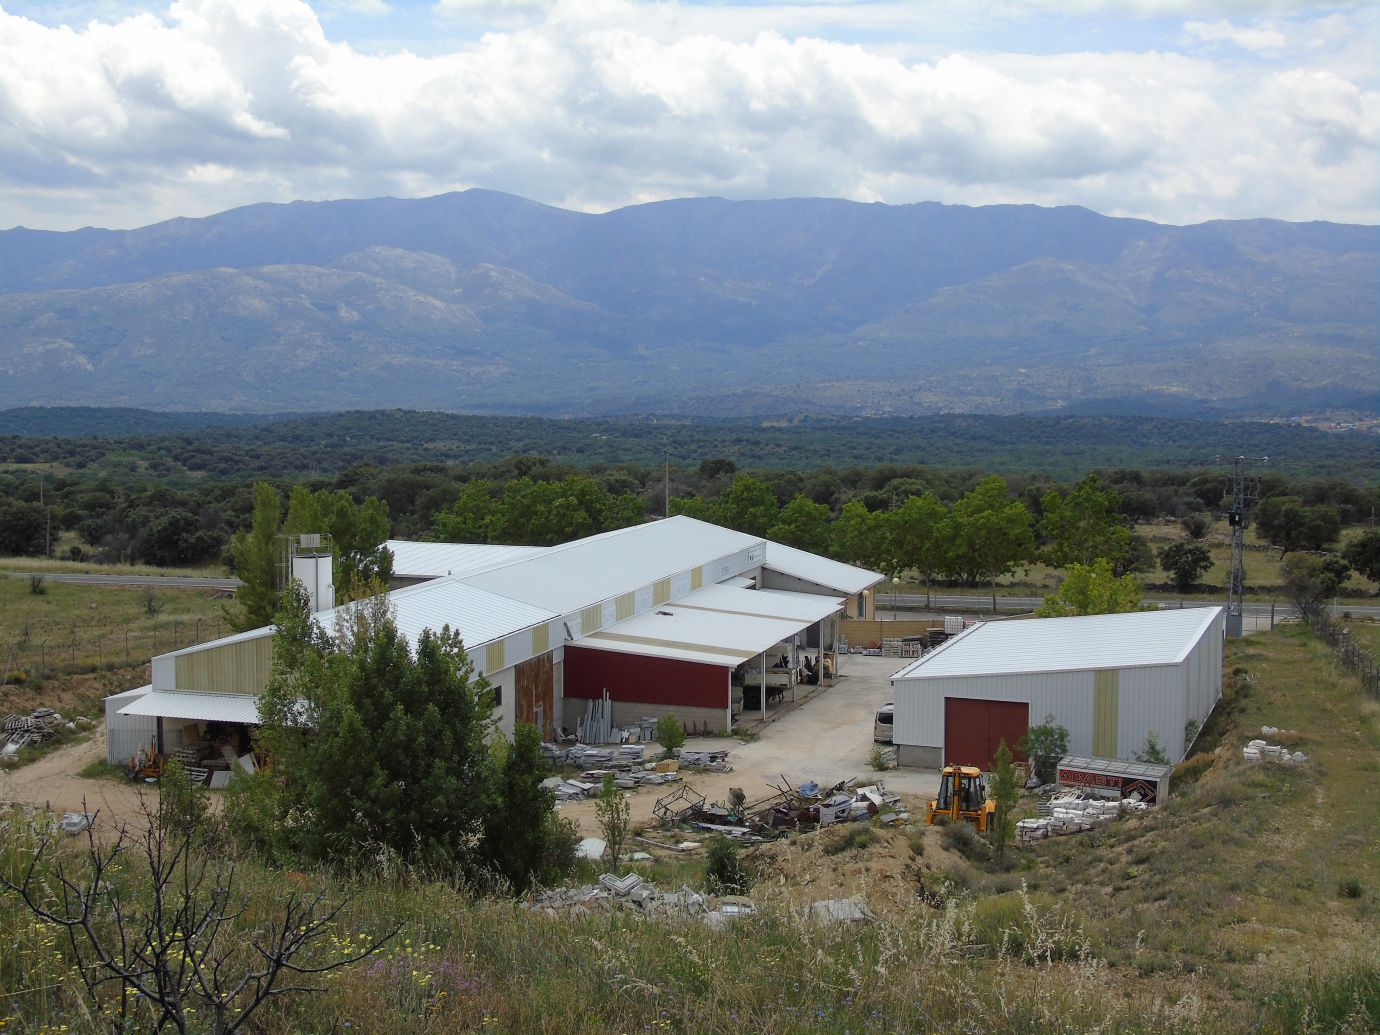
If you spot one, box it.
[0,191,1375,417]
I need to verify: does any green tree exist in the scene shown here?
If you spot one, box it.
[1281,553,1345,620]
[888,492,948,605]
[1342,529,1380,584]
[1181,513,1210,540]
[1018,716,1069,784]
[1040,476,1131,569]
[1158,541,1213,595]
[654,714,686,758]
[943,476,1036,609]
[226,482,282,632]
[1254,497,1341,558]
[989,740,1019,859]
[434,479,498,543]
[256,586,496,872]
[716,473,779,537]
[1037,558,1147,617]
[485,722,566,893]
[596,774,631,871]
[0,499,48,556]
[767,495,832,553]
[284,486,393,599]
[490,476,645,546]
[830,499,882,569]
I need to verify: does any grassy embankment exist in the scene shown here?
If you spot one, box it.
[2,624,1376,1034]
[0,576,228,703]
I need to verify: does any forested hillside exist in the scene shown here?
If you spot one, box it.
[1,192,1374,416]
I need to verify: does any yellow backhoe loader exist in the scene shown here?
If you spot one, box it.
[925,765,996,832]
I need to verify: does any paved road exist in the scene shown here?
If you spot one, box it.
[877,591,1379,621]
[7,572,240,590]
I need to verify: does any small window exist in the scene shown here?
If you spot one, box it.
[490,684,502,709]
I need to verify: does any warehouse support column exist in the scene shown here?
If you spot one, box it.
[725,671,732,733]
[760,652,767,721]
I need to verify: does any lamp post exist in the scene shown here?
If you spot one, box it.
[891,576,900,616]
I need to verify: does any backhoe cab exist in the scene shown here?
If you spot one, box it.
[926,764,996,832]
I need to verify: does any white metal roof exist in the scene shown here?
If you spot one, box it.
[672,584,844,624]
[328,576,558,651]
[462,516,763,614]
[106,684,152,702]
[159,625,274,659]
[385,540,549,579]
[763,540,882,595]
[891,606,1224,681]
[119,690,262,724]
[576,585,825,668]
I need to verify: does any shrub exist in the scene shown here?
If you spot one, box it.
[1134,732,1169,765]
[941,821,991,863]
[654,714,686,757]
[1018,717,1069,784]
[867,744,891,771]
[1339,878,1364,900]
[159,759,211,839]
[704,835,751,894]
[823,825,877,856]
[1172,752,1215,787]
[28,574,46,595]
[596,775,631,871]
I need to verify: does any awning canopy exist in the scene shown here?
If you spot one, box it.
[118,690,261,725]
[575,585,844,668]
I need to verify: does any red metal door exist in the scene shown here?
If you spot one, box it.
[944,698,1029,768]
[988,700,1029,766]
[944,698,989,768]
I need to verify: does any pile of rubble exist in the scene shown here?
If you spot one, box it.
[652,778,909,843]
[1016,790,1149,844]
[526,872,751,924]
[1243,726,1307,765]
[1,708,83,760]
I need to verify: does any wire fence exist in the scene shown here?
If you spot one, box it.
[1,617,232,685]
[1311,609,1380,699]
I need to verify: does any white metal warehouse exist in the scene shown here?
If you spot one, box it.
[889,606,1225,770]
[107,517,883,763]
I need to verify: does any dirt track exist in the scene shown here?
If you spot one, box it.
[3,657,938,838]
[0,724,158,832]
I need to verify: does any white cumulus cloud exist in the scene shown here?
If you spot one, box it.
[0,0,1374,230]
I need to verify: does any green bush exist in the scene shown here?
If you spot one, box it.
[704,835,751,894]
[655,714,686,757]
[1172,752,1215,786]
[1339,878,1364,900]
[823,825,877,856]
[941,821,991,863]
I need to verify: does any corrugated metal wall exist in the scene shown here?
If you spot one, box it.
[172,636,273,694]
[564,646,728,709]
[105,689,156,765]
[893,671,1096,758]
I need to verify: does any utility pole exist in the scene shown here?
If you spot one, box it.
[1216,455,1267,638]
[664,446,671,519]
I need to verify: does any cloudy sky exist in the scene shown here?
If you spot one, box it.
[1,0,1375,231]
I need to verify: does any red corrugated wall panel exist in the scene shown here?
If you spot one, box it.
[565,646,728,709]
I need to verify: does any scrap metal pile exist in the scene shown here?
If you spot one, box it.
[652,777,909,843]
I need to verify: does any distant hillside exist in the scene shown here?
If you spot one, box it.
[0,407,292,438]
[0,192,1374,417]
[2,408,1374,481]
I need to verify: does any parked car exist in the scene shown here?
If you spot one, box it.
[873,703,895,743]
